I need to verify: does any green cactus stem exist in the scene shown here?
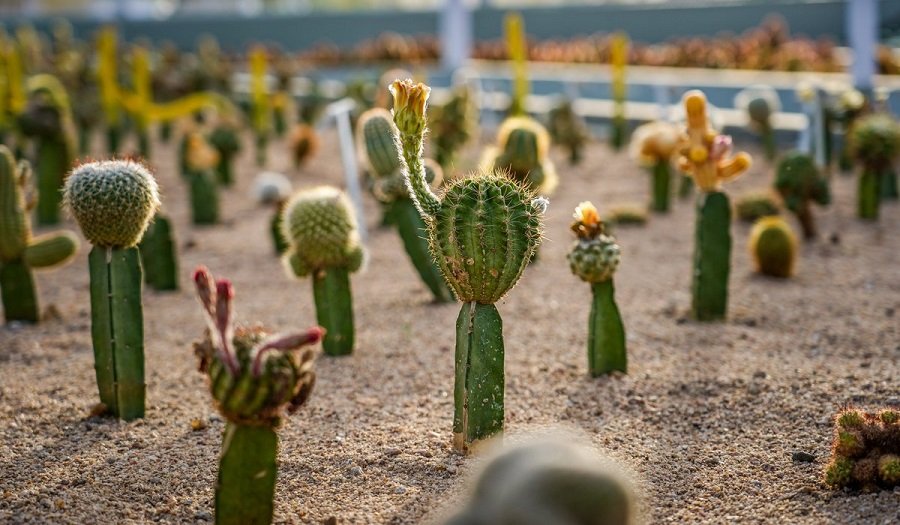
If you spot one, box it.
[774,152,829,239]
[311,266,354,356]
[138,214,178,291]
[390,198,453,302]
[391,79,545,452]
[64,159,159,419]
[850,114,900,220]
[692,192,731,321]
[216,423,277,525]
[208,122,241,186]
[858,168,879,220]
[190,169,220,225]
[270,203,288,255]
[0,147,77,322]
[678,173,694,199]
[650,160,671,213]
[881,167,898,201]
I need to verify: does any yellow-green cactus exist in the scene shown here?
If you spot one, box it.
[748,216,797,278]
[824,408,900,490]
[482,115,558,195]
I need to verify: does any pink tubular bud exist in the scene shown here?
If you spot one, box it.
[251,326,325,376]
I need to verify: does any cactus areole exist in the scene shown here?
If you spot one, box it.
[391,79,546,452]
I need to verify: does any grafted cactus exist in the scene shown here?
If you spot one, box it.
[735,85,780,160]
[289,123,319,168]
[676,90,751,321]
[482,116,558,195]
[0,146,77,323]
[17,74,76,225]
[64,159,160,420]
[430,83,477,169]
[281,186,365,356]
[192,266,322,525]
[567,202,626,376]
[748,216,796,278]
[824,407,900,491]
[358,108,452,302]
[773,152,830,238]
[850,113,900,219]
[208,118,241,186]
[630,120,680,212]
[391,79,546,452]
[185,132,221,224]
[547,98,589,165]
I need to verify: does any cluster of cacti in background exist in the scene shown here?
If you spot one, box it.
[64,159,160,420]
[481,116,558,195]
[547,97,590,165]
[849,113,900,220]
[192,266,322,525]
[630,120,680,212]
[735,191,780,223]
[748,216,797,278]
[824,407,900,490]
[609,32,629,150]
[184,132,221,225]
[734,85,780,160]
[392,78,546,452]
[281,186,365,356]
[773,152,830,238]
[429,82,477,169]
[0,146,77,323]
[567,202,626,376]
[676,90,751,322]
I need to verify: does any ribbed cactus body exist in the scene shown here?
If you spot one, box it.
[735,191,780,223]
[360,109,401,177]
[33,137,70,225]
[650,160,671,213]
[189,169,220,225]
[774,152,829,238]
[208,124,240,186]
[488,116,557,194]
[851,114,900,219]
[390,198,453,302]
[138,214,178,290]
[23,232,78,268]
[217,424,277,525]
[749,217,796,278]
[692,192,731,321]
[311,267,354,356]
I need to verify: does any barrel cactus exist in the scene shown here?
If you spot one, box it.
[64,159,160,420]
[281,186,365,356]
[735,191,780,223]
[849,113,900,220]
[748,216,797,278]
[630,120,680,212]
[676,90,752,321]
[192,266,322,525]
[824,407,900,491]
[734,85,780,160]
[391,79,546,452]
[547,98,590,165]
[0,146,77,323]
[254,171,293,255]
[773,152,830,238]
[481,115,558,195]
[567,202,626,376]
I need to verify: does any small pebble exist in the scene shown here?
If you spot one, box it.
[792,451,816,463]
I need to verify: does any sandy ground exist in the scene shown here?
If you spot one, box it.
[1,125,898,525]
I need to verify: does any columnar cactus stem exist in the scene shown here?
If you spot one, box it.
[504,13,529,117]
[773,152,830,239]
[630,120,679,213]
[185,133,221,225]
[610,32,629,150]
[676,90,751,321]
[249,46,271,167]
[849,114,900,220]
[96,27,123,154]
[208,119,241,186]
[0,146,77,322]
[138,213,178,291]
[391,79,545,452]
[192,266,322,525]
[64,159,160,419]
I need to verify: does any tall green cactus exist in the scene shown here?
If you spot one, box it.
[391,79,546,452]
[482,116,558,195]
[735,85,780,161]
[64,159,160,420]
[208,120,241,186]
[0,146,77,323]
[849,114,900,220]
[567,202,626,376]
[773,152,830,239]
[17,74,76,225]
[280,186,365,356]
[192,266,322,525]
[138,213,178,291]
[185,132,221,225]
[358,108,452,302]
[631,121,680,213]
[547,98,589,165]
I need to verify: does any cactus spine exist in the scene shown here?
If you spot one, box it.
[849,114,900,220]
[281,186,365,356]
[192,266,322,525]
[358,108,452,302]
[567,202,626,376]
[0,147,77,322]
[773,152,830,238]
[64,159,160,419]
[138,213,178,291]
[185,132,221,225]
[749,216,797,278]
[824,408,900,490]
[676,90,751,321]
[391,79,545,452]
[631,121,679,212]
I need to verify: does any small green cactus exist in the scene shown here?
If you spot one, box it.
[138,213,178,291]
[481,116,558,195]
[630,121,680,212]
[748,216,797,278]
[735,85,780,160]
[64,159,160,420]
[850,113,900,220]
[17,74,76,225]
[281,186,365,356]
[208,119,241,186]
[429,83,476,169]
[824,407,900,490]
[185,132,221,225]
[735,191,780,223]
[447,438,635,525]
[288,123,319,168]
[0,146,77,323]
[391,79,546,453]
[773,152,830,238]
[547,98,590,165]
[604,205,648,228]
[567,202,626,376]
[192,266,322,525]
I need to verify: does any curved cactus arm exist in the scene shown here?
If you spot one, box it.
[23,232,77,268]
[390,80,441,218]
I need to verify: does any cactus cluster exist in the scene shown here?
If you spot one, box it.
[546,98,590,165]
[824,408,900,490]
[391,78,546,452]
[849,113,900,220]
[748,216,796,278]
[429,83,477,169]
[281,186,365,356]
[630,120,680,212]
[773,152,830,238]
[734,85,780,160]
[0,146,77,322]
[482,116,558,195]
[192,266,322,525]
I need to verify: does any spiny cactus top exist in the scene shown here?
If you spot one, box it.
[193,266,323,427]
[391,79,547,304]
[825,407,900,490]
[484,115,558,194]
[567,202,621,284]
[850,114,900,169]
[281,186,365,277]
[734,85,780,128]
[774,152,830,211]
[630,120,680,166]
[64,160,160,248]
[676,90,752,192]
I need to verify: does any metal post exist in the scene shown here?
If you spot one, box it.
[324,98,368,243]
[441,0,473,73]
[847,0,878,93]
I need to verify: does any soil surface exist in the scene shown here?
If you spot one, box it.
[1,126,898,524]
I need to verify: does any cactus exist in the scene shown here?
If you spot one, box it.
[849,114,900,220]
[138,213,178,291]
[254,171,293,256]
[97,27,124,155]
[630,121,680,212]
[609,33,629,150]
[676,90,751,321]
[604,205,648,228]
[249,46,271,167]
[748,216,796,278]
[17,74,76,225]
[208,119,241,186]
[827,88,866,172]
[358,108,452,302]
[429,83,476,169]
[735,191,780,223]
[735,85,780,160]
[447,438,635,525]
[547,98,590,165]
[824,407,900,491]
[185,132,221,225]
[64,159,160,420]
[289,123,319,168]
[391,79,546,452]
[192,266,322,525]
[567,202,626,376]
[504,13,529,117]
[0,147,77,323]
[280,186,365,356]
[773,152,830,238]
[482,116,558,195]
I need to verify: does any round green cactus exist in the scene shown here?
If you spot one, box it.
[64,160,161,248]
[567,203,621,284]
[483,116,558,195]
[359,108,402,178]
[735,191,780,223]
[773,152,829,238]
[748,216,797,278]
[825,407,900,490]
